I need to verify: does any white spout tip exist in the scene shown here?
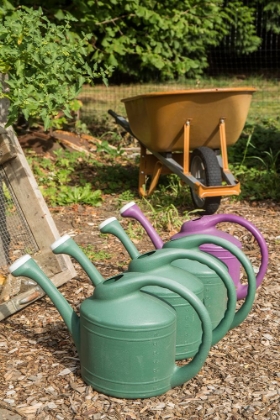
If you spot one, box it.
[120,201,136,215]
[9,255,32,274]
[51,234,71,251]
[99,217,117,231]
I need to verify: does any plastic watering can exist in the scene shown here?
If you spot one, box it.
[50,234,212,365]
[100,217,256,345]
[120,202,268,300]
[99,217,255,359]
[9,242,212,399]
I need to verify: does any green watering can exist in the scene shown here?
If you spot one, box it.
[99,218,256,359]
[50,233,216,360]
[9,242,212,399]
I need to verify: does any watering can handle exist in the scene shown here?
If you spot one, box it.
[95,272,212,388]
[164,236,256,330]
[133,247,237,345]
[157,248,237,345]
[209,214,268,297]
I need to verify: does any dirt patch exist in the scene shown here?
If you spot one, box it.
[0,132,279,419]
[17,129,104,157]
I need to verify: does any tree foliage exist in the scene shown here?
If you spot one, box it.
[262,1,280,34]
[1,1,279,83]
[2,0,273,81]
[221,1,261,54]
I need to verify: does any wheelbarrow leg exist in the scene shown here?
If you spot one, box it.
[219,119,229,172]
[139,145,163,197]
[183,120,191,175]
[218,118,240,185]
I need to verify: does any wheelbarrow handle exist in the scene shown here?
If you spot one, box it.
[108,109,135,136]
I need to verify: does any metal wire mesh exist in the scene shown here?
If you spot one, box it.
[0,165,39,276]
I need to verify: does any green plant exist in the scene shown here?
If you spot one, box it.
[0,6,110,129]
[144,201,184,233]
[74,120,91,135]
[27,149,104,207]
[80,245,111,261]
[249,148,280,172]
[92,163,138,194]
[241,129,255,166]
[146,174,192,211]
[124,220,145,240]
[114,173,195,234]
[229,118,280,167]
[227,115,280,202]
[223,1,261,54]
[263,1,280,34]
[47,99,83,131]
[96,140,124,157]
[230,163,280,201]
[1,183,14,215]
[136,190,194,234]
[117,190,137,204]
[51,184,102,207]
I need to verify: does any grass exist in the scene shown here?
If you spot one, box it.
[80,245,111,261]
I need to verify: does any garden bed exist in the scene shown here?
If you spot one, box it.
[0,196,279,419]
[0,129,279,419]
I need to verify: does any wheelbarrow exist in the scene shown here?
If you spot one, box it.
[108,87,256,214]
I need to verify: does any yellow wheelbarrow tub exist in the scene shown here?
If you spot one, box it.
[122,87,256,153]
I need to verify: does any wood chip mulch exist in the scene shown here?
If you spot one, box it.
[0,199,279,419]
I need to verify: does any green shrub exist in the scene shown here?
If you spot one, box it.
[0,6,110,129]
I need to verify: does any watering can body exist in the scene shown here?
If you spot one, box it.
[171,258,227,329]
[128,252,205,359]
[171,214,268,299]
[99,218,240,360]
[120,202,268,300]
[79,276,180,398]
[9,239,213,398]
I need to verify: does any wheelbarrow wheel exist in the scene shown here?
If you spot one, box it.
[190,147,222,215]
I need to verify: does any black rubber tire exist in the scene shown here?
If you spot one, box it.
[190,147,222,215]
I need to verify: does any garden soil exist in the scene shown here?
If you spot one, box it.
[0,131,279,419]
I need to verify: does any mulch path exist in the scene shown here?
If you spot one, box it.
[0,130,279,419]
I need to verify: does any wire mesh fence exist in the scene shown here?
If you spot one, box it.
[0,165,39,299]
[79,78,280,128]
[0,166,38,270]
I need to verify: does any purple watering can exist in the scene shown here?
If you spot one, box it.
[120,202,268,300]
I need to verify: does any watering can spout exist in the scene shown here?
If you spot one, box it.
[51,235,104,287]
[9,255,81,354]
[120,202,164,249]
[99,217,140,260]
